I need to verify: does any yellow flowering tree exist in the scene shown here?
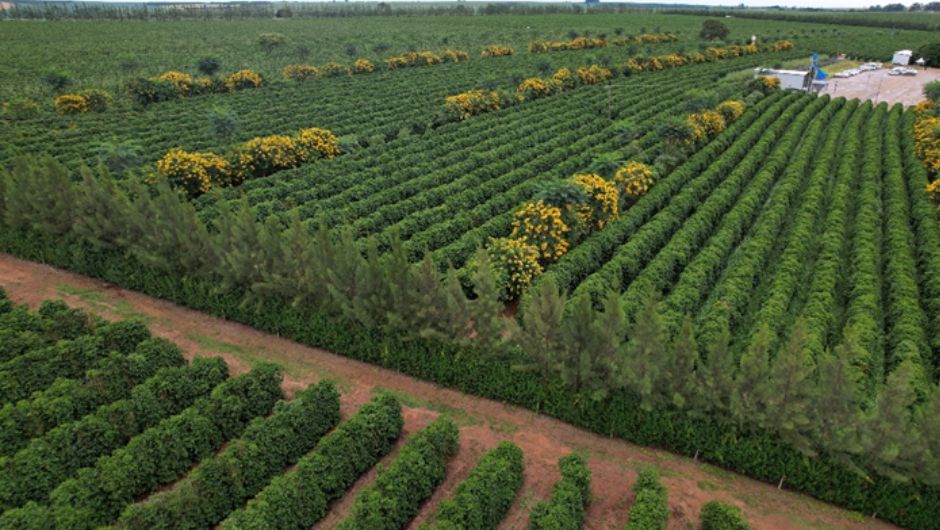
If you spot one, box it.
[552,68,577,89]
[234,135,305,181]
[157,71,194,94]
[613,161,655,200]
[927,179,940,203]
[623,58,645,74]
[913,102,940,175]
[441,49,470,63]
[156,148,232,196]
[225,69,264,91]
[54,94,89,115]
[444,90,501,120]
[385,51,443,69]
[716,100,746,124]
[482,237,543,301]
[657,54,686,68]
[517,77,561,101]
[480,45,513,57]
[570,173,619,230]
[511,200,571,264]
[283,64,319,81]
[687,110,726,143]
[750,75,781,95]
[321,62,350,77]
[296,127,341,160]
[576,65,613,85]
[352,59,375,74]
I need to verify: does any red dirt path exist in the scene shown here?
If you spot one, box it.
[0,253,899,530]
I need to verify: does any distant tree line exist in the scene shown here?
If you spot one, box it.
[0,1,654,21]
[668,6,940,32]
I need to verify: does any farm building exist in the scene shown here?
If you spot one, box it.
[754,68,811,90]
[892,49,912,65]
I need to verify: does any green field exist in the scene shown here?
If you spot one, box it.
[1,5,940,530]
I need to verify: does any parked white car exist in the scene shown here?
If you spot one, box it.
[888,66,918,76]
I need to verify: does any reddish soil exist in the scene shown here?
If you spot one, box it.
[0,253,899,530]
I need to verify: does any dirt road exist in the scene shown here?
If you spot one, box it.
[0,253,897,530]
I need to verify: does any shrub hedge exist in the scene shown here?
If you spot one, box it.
[528,453,592,530]
[624,468,668,530]
[0,319,150,404]
[116,380,340,529]
[336,416,459,530]
[45,364,281,530]
[0,357,228,512]
[218,391,404,530]
[700,500,749,530]
[421,441,524,530]
[0,337,184,456]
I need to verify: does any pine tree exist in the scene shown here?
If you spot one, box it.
[322,228,372,325]
[916,383,940,485]
[437,267,472,343]
[345,237,387,329]
[213,198,276,296]
[73,166,134,250]
[699,324,734,416]
[380,235,416,335]
[408,254,449,339]
[730,323,771,431]
[125,177,216,277]
[466,249,508,351]
[764,319,816,456]
[513,275,565,384]
[3,157,76,237]
[621,293,668,411]
[665,315,700,410]
[813,335,865,466]
[859,361,923,483]
[561,290,621,400]
[261,212,322,309]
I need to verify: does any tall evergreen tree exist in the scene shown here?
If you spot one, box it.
[466,249,508,351]
[813,335,865,467]
[620,293,668,411]
[126,177,216,277]
[859,361,923,483]
[213,198,278,297]
[699,323,734,416]
[764,319,816,455]
[664,315,701,410]
[257,212,323,309]
[562,290,620,400]
[3,157,76,237]
[730,323,771,430]
[513,275,566,386]
[436,267,472,343]
[916,383,940,484]
[73,166,134,251]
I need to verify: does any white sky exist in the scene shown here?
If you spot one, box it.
[106,0,909,8]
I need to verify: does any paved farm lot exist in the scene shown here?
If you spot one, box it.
[822,66,940,106]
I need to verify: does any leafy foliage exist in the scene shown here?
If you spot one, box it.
[219,392,403,530]
[336,417,459,530]
[421,441,524,530]
[624,468,668,530]
[528,453,591,530]
[116,381,340,530]
[700,501,749,530]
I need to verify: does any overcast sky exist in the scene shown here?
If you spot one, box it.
[103,0,904,8]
